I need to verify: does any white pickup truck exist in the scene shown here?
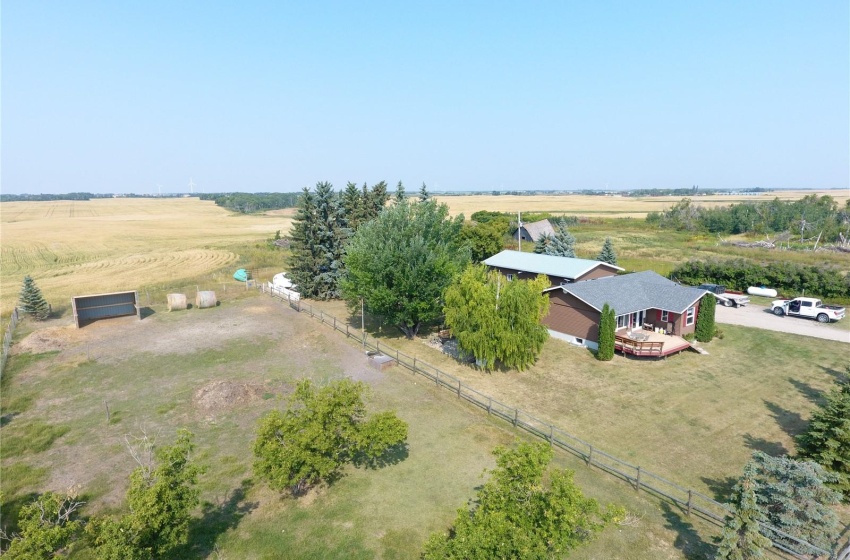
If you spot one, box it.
[771,297,846,323]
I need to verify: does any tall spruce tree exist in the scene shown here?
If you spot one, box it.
[418,182,430,202]
[695,294,716,342]
[367,181,389,218]
[394,180,406,204]
[596,237,618,265]
[746,452,841,554]
[796,371,850,495]
[19,275,50,320]
[544,224,576,257]
[534,232,553,254]
[342,181,364,230]
[597,303,615,361]
[288,183,350,299]
[715,472,771,560]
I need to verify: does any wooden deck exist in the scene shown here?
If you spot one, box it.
[614,330,692,358]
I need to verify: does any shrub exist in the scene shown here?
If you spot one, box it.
[596,304,615,361]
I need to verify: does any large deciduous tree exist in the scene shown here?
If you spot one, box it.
[423,441,623,559]
[459,222,504,263]
[341,197,468,338]
[796,371,850,495]
[19,276,50,320]
[694,294,716,342]
[253,379,407,494]
[597,303,615,361]
[1,492,84,559]
[87,430,202,560]
[443,265,549,371]
[288,182,350,299]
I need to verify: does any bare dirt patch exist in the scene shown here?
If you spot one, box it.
[193,380,269,415]
[15,324,80,354]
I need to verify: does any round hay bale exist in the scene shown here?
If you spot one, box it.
[195,291,217,309]
[167,293,187,311]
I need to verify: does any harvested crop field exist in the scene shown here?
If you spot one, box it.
[0,198,291,316]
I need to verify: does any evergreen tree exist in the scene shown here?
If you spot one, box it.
[715,472,771,560]
[288,183,350,299]
[597,303,615,361]
[544,224,576,257]
[19,275,50,320]
[534,232,553,254]
[342,181,364,230]
[596,237,618,265]
[695,294,716,342]
[419,182,430,202]
[367,181,389,218]
[444,265,550,371]
[796,371,850,495]
[394,180,406,204]
[746,452,841,554]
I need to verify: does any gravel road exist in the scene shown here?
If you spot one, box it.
[715,303,849,343]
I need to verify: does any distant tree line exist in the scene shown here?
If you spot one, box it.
[0,192,109,202]
[671,258,850,300]
[647,195,850,243]
[199,192,301,213]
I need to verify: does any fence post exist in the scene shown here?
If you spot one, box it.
[346,324,349,337]
[376,340,380,353]
[333,316,336,330]
[636,466,642,491]
[319,310,323,323]
[513,409,518,427]
[413,357,417,372]
[548,425,553,446]
[588,445,593,466]
[686,490,692,516]
[396,349,399,362]
[435,370,439,387]
[487,398,492,415]
[457,380,461,398]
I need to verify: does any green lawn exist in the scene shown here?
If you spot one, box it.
[1,294,746,559]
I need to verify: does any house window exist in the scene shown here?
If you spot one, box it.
[685,306,695,326]
[616,315,628,329]
[660,310,669,322]
[506,274,514,282]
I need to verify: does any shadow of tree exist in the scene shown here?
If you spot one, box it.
[179,479,257,559]
[0,492,39,539]
[700,475,739,503]
[819,365,848,382]
[742,433,787,457]
[0,412,20,427]
[763,400,806,439]
[352,443,410,470]
[660,501,715,559]
[788,378,825,406]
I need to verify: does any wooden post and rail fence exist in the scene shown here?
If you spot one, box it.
[0,308,20,378]
[262,286,841,559]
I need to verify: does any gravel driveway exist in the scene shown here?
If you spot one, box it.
[715,304,849,343]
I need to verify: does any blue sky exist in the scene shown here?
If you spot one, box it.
[2,1,848,194]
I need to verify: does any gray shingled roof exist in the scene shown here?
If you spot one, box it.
[559,270,708,315]
[520,219,555,241]
[483,250,624,280]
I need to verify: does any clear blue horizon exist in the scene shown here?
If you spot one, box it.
[2,1,848,195]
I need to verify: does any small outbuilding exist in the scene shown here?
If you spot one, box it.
[514,219,555,243]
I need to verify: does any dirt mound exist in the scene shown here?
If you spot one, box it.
[193,381,267,414]
[16,326,78,354]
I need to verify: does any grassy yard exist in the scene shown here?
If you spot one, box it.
[0,293,752,559]
[308,298,850,512]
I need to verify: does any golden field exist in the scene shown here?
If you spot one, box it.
[440,189,849,217]
[2,190,846,316]
[0,198,291,316]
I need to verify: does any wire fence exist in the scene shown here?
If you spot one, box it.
[264,287,840,559]
[1,308,20,378]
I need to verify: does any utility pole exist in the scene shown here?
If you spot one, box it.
[361,297,366,352]
[517,212,523,251]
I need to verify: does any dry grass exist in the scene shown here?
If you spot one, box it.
[439,189,849,217]
[0,198,291,316]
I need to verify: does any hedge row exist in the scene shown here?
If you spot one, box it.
[670,259,850,300]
